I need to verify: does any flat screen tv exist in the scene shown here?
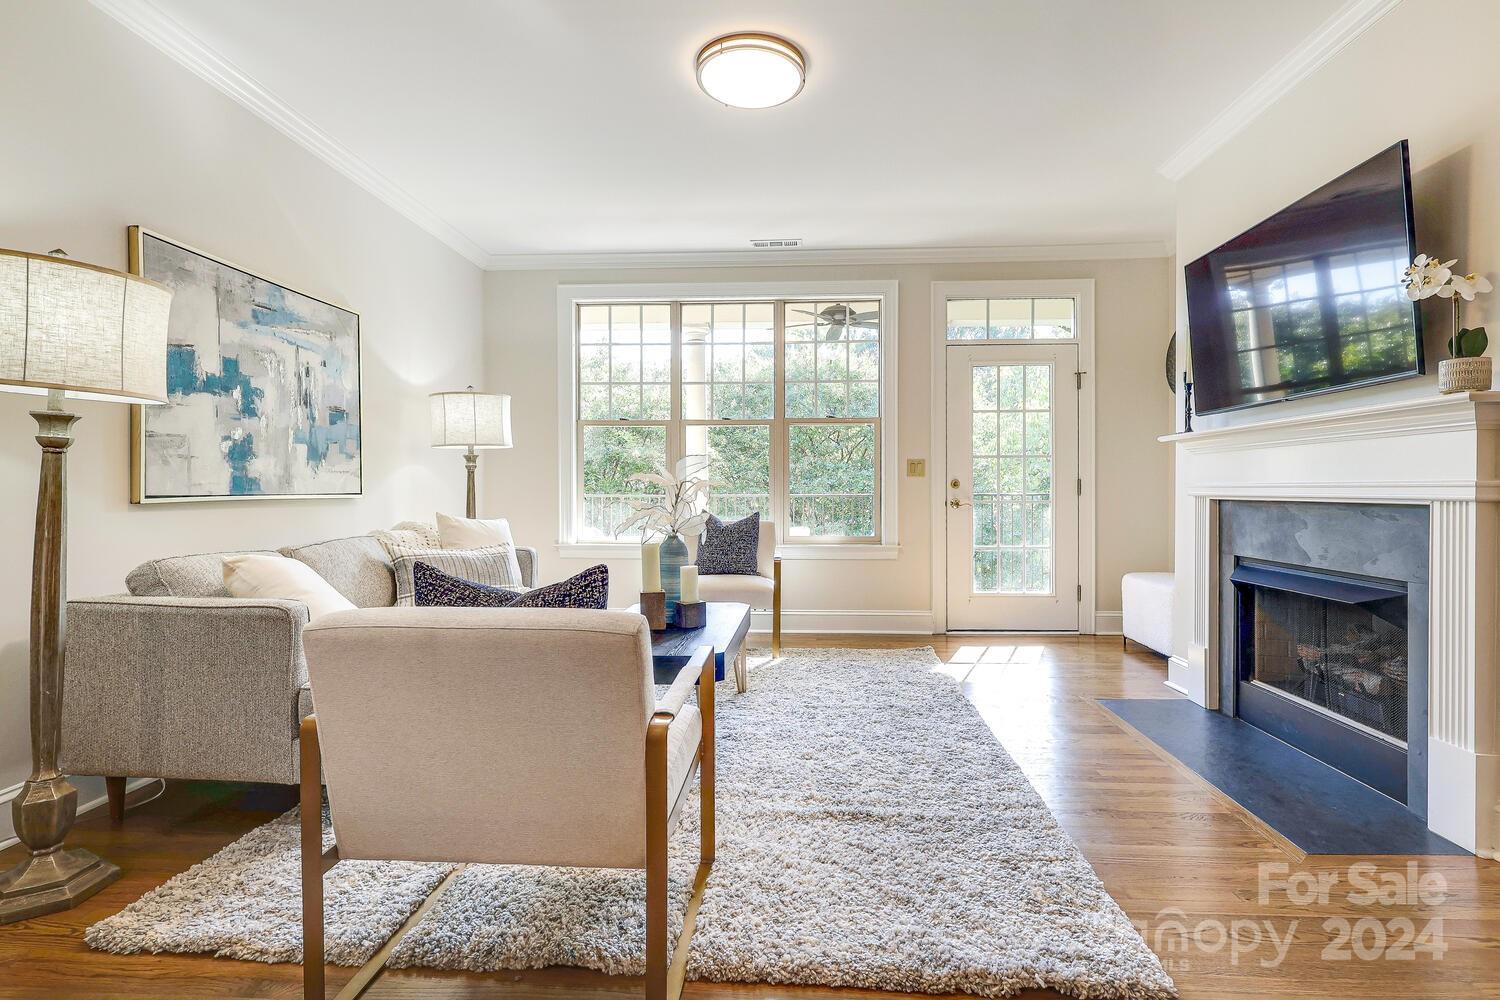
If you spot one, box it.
[1184,140,1423,415]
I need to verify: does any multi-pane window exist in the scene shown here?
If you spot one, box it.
[946,298,1076,341]
[970,363,1054,594]
[575,298,884,542]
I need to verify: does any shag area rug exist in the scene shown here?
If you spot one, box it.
[88,646,1175,999]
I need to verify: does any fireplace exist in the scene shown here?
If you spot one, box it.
[1232,561,1410,803]
[1173,395,1500,854]
[1216,500,1429,818]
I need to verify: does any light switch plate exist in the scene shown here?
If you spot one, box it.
[906,459,926,477]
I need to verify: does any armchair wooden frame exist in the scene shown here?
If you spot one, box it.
[300,645,717,1000]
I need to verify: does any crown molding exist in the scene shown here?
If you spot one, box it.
[87,1,1170,272]
[1156,0,1403,182]
[88,0,491,267]
[481,240,1173,271]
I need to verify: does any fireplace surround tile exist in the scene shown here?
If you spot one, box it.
[1218,500,1429,817]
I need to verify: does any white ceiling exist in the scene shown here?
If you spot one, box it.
[119,0,1350,262]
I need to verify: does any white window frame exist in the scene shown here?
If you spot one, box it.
[929,279,1098,633]
[557,281,900,560]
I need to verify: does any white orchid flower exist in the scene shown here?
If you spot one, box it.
[1442,272,1493,301]
[1404,253,1456,300]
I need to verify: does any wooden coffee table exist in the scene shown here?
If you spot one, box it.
[631,601,753,692]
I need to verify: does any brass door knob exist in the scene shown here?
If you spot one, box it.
[948,498,968,508]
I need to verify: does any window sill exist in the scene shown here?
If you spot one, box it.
[555,542,901,561]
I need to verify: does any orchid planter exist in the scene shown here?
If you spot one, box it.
[1402,253,1493,397]
[1438,356,1492,394]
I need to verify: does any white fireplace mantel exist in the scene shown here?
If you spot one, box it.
[1164,391,1500,857]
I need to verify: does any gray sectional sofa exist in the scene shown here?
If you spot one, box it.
[60,534,538,791]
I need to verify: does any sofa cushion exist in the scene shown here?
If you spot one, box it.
[509,564,608,609]
[414,562,608,611]
[390,546,525,605]
[436,511,514,548]
[280,535,395,608]
[412,561,524,608]
[126,549,278,598]
[225,554,358,621]
[696,572,775,608]
[370,521,441,550]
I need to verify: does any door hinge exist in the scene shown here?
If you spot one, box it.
[1075,371,1084,390]
[1076,478,1082,496]
[1077,584,1083,602]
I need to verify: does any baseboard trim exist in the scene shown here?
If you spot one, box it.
[1167,654,1210,707]
[0,776,157,853]
[1094,612,1123,635]
[748,609,935,635]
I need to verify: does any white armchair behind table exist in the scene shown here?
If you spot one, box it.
[690,520,782,656]
[298,607,716,1000]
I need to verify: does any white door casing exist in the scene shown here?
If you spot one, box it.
[946,344,1080,630]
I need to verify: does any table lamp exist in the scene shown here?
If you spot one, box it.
[0,248,172,923]
[429,387,511,518]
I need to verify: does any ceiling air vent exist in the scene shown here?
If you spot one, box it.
[750,238,803,249]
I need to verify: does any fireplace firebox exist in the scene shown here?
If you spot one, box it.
[1233,561,1410,803]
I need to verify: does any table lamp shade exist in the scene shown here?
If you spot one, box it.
[0,249,172,404]
[430,390,511,449]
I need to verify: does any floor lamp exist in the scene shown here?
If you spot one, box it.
[429,387,512,518]
[0,248,172,923]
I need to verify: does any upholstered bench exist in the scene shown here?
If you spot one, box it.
[1121,571,1173,657]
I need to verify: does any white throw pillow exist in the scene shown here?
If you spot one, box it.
[436,512,515,549]
[223,553,356,621]
[370,520,441,552]
[389,546,527,606]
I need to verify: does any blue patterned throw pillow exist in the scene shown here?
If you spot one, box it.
[412,561,521,607]
[695,512,761,576]
[413,561,609,610]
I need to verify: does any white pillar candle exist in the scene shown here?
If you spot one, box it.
[679,565,699,604]
[641,542,662,592]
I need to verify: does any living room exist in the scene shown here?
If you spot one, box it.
[1,1,1496,998]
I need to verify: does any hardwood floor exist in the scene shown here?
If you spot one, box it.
[2,634,1496,999]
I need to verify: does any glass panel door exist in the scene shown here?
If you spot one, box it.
[947,344,1078,630]
[971,362,1054,596]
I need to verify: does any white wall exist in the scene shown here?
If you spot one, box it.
[0,1,484,840]
[484,257,1175,630]
[1168,0,1500,661]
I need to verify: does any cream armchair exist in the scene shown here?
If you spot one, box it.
[298,607,715,1000]
[692,519,781,656]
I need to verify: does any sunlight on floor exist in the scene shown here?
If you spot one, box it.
[933,644,1044,681]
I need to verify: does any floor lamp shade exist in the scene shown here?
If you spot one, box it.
[430,389,511,519]
[0,248,172,924]
[0,249,172,404]
[430,390,512,448]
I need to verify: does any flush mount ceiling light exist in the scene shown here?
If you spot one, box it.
[695,32,805,109]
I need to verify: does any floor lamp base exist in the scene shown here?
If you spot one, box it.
[0,844,121,925]
[0,775,121,923]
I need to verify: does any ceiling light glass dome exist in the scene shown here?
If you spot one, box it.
[695,33,805,109]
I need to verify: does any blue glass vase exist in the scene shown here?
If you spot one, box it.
[660,533,689,625]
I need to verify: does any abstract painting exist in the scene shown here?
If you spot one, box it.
[129,228,361,502]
